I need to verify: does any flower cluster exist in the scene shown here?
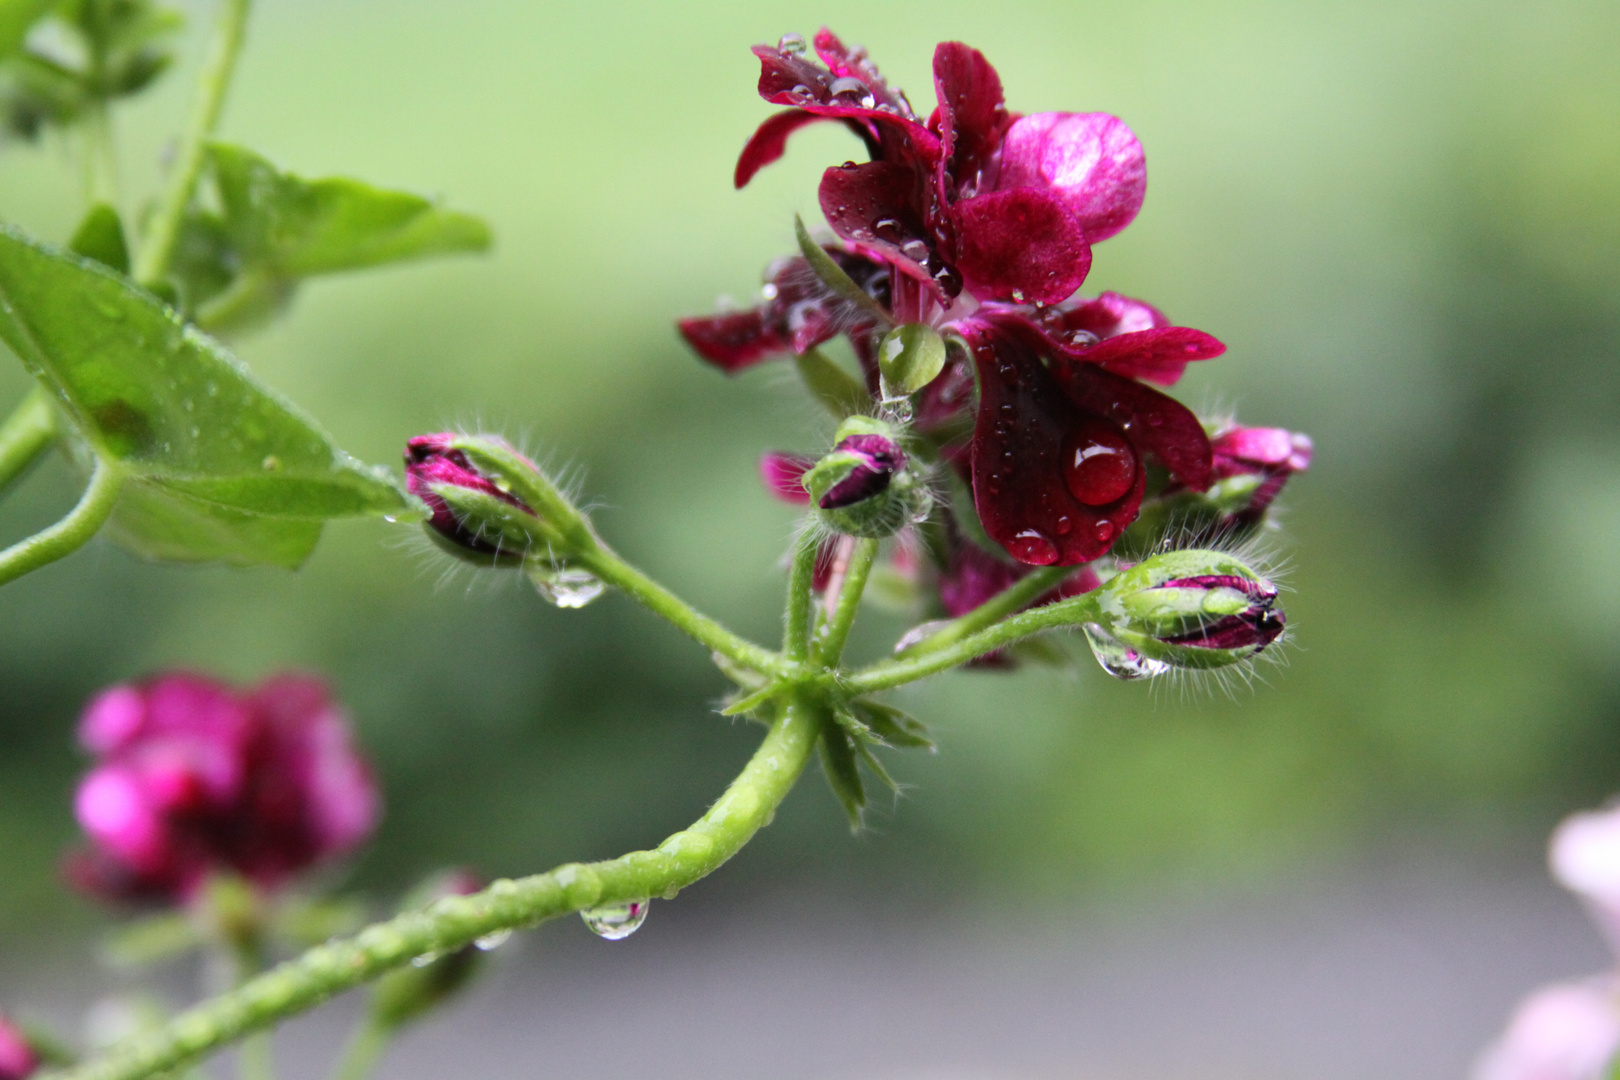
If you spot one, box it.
[679,29,1309,647]
[1475,803,1620,1080]
[67,673,379,904]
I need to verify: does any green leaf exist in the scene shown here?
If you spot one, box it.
[794,348,869,419]
[69,202,129,272]
[208,142,491,276]
[0,224,407,566]
[876,323,946,396]
[0,0,56,62]
[819,726,865,831]
[793,214,889,326]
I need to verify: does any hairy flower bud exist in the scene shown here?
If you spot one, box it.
[801,417,929,538]
[0,1015,38,1080]
[404,434,545,566]
[1084,549,1285,677]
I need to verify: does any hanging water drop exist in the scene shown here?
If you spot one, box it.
[474,929,512,952]
[410,950,443,968]
[1081,623,1170,681]
[581,900,648,940]
[532,567,606,609]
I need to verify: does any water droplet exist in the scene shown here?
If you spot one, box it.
[382,515,398,524]
[829,76,867,99]
[895,619,952,652]
[790,83,813,99]
[873,218,904,242]
[474,929,512,952]
[532,567,606,609]
[581,900,648,940]
[1062,421,1136,506]
[1007,529,1058,565]
[1010,289,1026,304]
[410,950,443,968]
[92,299,126,321]
[777,32,807,54]
[761,282,779,300]
[261,455,281,471]
[188,425,200,438]
[900,239,930,263]
[1082,623,1169,681]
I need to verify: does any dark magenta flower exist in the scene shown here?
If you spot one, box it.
[0,1015,37,1080]
[68,673,379,904]
[405,434,538,564]
[681,29,1227,567]
[1209,425,1314,523]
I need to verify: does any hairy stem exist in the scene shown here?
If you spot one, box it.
[895,565,1073,659]
[813,537,877,667]
[0,458,123,588]
[783,529,819,662]
[133,0,252,287]
[576,544,796,679]
[0,386,57,496]
[847,591,1102,692]
[46,703,823,1080]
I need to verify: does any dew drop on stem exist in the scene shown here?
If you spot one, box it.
[580,900,649,940]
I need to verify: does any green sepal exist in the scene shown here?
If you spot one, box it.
[853,738,899,794]
[720,681,783,717]
[877,323,946,397]
[793,214,889,325]
[102,912,202,967]
[424,483,542,564]
[845,700,933,750]
[818,725,865,831]
[793,348,868,419]
[69,203,130,273]
[0,225,408,567]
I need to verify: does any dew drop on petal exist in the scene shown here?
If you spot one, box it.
[777,32,806,54]
[900,239,930,263]
[829,76,867,99]
[1062,422,1136,506]
[581,900,649,940]
[1007,529,1058,565]
[1082,623,1169,681]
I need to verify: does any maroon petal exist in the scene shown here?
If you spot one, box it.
[819,160,937,285]
[1080,326,1226,386]
[995,112,1147,243]
[678,309,793,373]
[760,452,814,505]
[931,41,1012,201]
[751,43,938,161]
[964,325,1143,565]
[1065,291,1169,339]
[952,187,1092,305]
[736,110,836,188]
[1049,361,1213,491]
[813,28,914,117]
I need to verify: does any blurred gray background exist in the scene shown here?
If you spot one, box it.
[1,0,1617,1076]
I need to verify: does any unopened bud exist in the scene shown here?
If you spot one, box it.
[1087,549,1285,675]
[801,417,929,538]
[404,434,592,567]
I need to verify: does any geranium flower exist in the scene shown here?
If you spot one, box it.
[681,30,1226,566]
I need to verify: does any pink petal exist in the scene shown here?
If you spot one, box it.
[1081,326,1226,386]
[1474,979,1620,1080]
[79,684,146,754]
[760,453,814,505]
[1065,291,1169,338]
[995,112,1146,244]
[75,766,168,873]
[951,187,1092,305]
[931,41,1011,199]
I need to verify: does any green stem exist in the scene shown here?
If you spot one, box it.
[0,458,123,588]
[575,544,796,679]
[228,940,276,1080]
[895,565,1073,660]
[327,1019,390,1080]
[847,591,1103,693]
[0,386,57,497]
[82,102,119,209]
[133,0,252,288]
[48,703,823,1080]
[813,537,877,667]
[783,529,819,662]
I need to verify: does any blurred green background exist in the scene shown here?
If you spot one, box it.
[0,0,1616,938]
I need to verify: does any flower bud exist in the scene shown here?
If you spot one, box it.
[404,434,546,566]
[369,869,487,1030]
[0,1014,38,1080]
[801,417,929,538]
[1085,549,1285,676]
[1208,425,1313,523]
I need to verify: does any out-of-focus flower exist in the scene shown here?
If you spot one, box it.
[1474,980,1620,1080]
[681,29,1230,567]
[370,869,489,1029]
[0,1014,38,1080]
[67,673,380,904]
[1207,425,1314,525]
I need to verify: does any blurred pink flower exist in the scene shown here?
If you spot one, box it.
[1475,980,1620,1080]
[0,1014,37,1080]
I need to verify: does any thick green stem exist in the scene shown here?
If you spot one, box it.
[575,544,796,679]
[783,530,819,662]
[327,1020,390,1080]
[229,941,276,1080]
[133,0,252,287]
[0,386,57,496]
[895,565,1073,660]
[848,591,1103,693]
[813,537,877,667]
[82,102,119,209]
[0,458,123,588]
[49,704,822,1080]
